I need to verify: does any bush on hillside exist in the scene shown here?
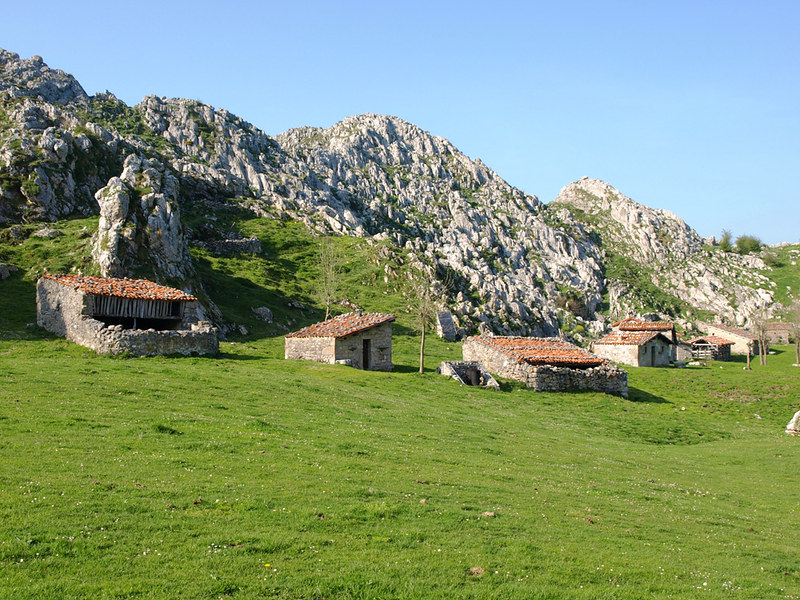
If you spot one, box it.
[735,234,762,255]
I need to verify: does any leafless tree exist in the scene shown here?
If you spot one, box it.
[317,237,343,320]
[751,309,770,366]
[410,264,453,374]
[789,302,800,366]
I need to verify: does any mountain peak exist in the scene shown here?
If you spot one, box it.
[0,49,88,105]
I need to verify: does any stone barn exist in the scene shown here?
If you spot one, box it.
[285,312,395,371]
[36,274,218,356]
[687,336,733,361]
[700,322,760,355]
[592,330,674,367]
[462,336,628,396]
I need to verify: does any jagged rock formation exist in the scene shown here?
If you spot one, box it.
[92,154,191,280]
[551,178,774,326]
[0,49,778,333]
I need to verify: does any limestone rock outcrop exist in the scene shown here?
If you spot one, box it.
[0,49,778,333]
[92,155,191,280]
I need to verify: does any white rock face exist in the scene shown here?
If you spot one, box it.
[0,49,778,333]
[92,155,191,280]
[551,177,773,326]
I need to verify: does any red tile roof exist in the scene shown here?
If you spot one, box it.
[43,274,197,301]
[471,336,605,368]
[613,317,674,332]
[595,331,668,346]
[687,336,734,346]
[285,312,396,339]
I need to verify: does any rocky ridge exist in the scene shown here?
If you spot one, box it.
[0,49,777,334]
[551,178,774,326]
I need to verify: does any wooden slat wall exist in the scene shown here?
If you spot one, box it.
[92,296,182,319]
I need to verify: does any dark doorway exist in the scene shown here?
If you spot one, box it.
[650,346,655,366]
[465,366,481,386]
[362,339,371,370]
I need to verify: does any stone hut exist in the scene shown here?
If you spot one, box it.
[701,322,760,355]
[766,322,792,345]
[686,336,733,361]
[285,312,395,371]
[592,330,674,367]
[36,274,218,356]
[462,336,628,396]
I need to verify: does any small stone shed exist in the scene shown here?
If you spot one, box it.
[592,330,674,367]
[285,312,395,371]
[766,322,792,345]
[686,336,733,361]
[701,322,760,355]
[462,336,628,396]
[36,274,218,356]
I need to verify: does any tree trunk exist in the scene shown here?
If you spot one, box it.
[746,343,751,370]
[795,340,799,365]
[419,326,426,374]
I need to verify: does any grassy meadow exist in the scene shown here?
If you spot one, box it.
[2,218,800,598]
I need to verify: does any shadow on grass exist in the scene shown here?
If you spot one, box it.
[627,386,670,404]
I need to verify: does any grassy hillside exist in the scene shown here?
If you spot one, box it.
[2,332,800,599]
[765,244,800,308]
[3,220,800,598]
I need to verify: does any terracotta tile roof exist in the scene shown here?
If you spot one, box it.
[706,323,756,340]
[613,317,674,332]
[285,312,396,339]
[687,336,735,346]
[595,331,667,346]
[471,336,605,368]
[43,274,197,301]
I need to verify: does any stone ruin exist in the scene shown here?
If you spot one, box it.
[439,361,500,389]
[37,274,218,356]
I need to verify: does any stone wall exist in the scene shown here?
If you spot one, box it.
[704,324,756,355]
[285,336,336,363]
[285,322,393,371]
[593,337,672,367]
[592,343,640,367]
[334,322,393,371]
[463,337,627,396]
[36,278,218,356]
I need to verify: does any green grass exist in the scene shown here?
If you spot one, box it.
[2,328,800,598]
[4,216,800,598]
[765,244,800,307]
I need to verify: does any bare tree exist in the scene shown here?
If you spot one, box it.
[410,265,453,374]
[317,237,343,320]
[789,302,800,366]
[751,309,770,366]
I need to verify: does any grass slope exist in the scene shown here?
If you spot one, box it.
[1,335,800,599]
[2,218,800,598]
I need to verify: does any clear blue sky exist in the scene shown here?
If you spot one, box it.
[3,0,798,243]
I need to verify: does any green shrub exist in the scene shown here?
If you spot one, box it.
[735,234,762,255]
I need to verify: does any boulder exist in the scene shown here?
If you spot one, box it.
[786,410,800,435]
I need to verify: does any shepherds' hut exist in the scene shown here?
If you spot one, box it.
[700,322,761,355]
[592,330,674,367]
[462,336,628,396]
[687,336,734,361]
[36,274,218,356]
[285,312,396,371]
